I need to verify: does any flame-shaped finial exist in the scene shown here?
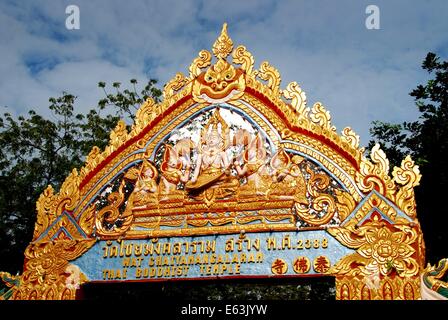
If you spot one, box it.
[212,23,234,59]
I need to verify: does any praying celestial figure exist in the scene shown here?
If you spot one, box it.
[269,149,309,205]
[159,143,192,201]
[234,132,271,195]
[130,160,159,209]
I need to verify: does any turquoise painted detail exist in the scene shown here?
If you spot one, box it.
[35,210,88,242]
[341,190,413,226]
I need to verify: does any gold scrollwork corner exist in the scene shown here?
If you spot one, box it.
[309,102,336,132]
[341,127,360,150]
[392,155,421,219]
[95,180,133,238]
[34,169,81,241]
[106,120,128,154]
[80,146,104,178]
[34,185,57,240]
[163,72,190,99]
[254,61,281,93]
[334,189,357,222]
[295,167,337,226]
[328,215,420,279]
[189,50,212,78]
[356,143,395,196]
[232,45,255,76]
[132,97,158,137]
[282,81,309,119]
[78,204,96,237]
[58,169,81,212]
[13,239,95,300]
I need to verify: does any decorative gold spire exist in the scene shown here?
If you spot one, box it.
[212,23,234,59]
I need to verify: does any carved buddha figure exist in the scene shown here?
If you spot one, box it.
[159,143,191,200]
[131,160,158,209]
[234,132,271,195]
[186,109,238,201]
[269,149,308,205]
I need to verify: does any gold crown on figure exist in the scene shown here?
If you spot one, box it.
[201,109,230,150]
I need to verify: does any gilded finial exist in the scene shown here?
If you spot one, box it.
[212,23,233,59]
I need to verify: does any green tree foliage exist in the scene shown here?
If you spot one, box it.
[369,52,448,263]
[0,79,162,274]
[98,79,162,122]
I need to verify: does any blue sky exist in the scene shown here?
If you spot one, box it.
[0,0,447,146]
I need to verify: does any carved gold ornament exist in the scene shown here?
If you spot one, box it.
[4,23,426,300]
[212,23,234,59]
[8,240,95,300]
[329,213,419,278]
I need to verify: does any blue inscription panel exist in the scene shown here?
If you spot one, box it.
[73,230,353,281]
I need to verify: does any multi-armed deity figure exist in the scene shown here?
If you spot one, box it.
[185,109,239,203]
[122,108,310,210]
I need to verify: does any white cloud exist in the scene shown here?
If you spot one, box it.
[0,0,447,147]
[36,60,149,114]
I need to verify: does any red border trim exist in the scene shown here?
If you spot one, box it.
[80,87,359,191]
[245,87,359,170]
[79,94,192,190]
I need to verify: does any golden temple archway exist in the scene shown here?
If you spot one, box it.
[1,23,426,300]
